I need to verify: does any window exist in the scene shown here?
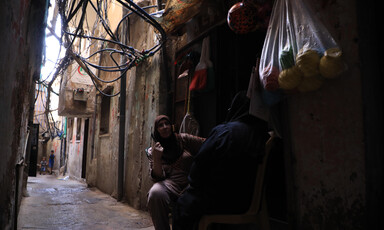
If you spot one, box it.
[76,118,81,141]
[99,87,112,135]
[68,118,73,141]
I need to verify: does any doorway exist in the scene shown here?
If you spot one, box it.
[28,124,39,176]
[81,119,89,179]
[173,23,289,228]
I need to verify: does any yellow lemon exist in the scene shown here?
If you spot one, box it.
[296,49,320,77]
[319,48,345,79]
[278,66,303,90]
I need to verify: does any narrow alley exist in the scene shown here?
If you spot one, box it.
[17,175,155,230]
[2,1,382,229]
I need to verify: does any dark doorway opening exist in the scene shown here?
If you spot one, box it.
[28,124,39,176]
[173,22,289,228]
[81,119,89,179]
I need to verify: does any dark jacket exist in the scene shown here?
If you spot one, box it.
[188,118,269,213]
[173,91,269,230]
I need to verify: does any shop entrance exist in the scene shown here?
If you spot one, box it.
[172,23,288,227]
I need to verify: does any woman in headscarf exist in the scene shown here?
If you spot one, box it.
[172,90,270,230]
[147,115,205,230]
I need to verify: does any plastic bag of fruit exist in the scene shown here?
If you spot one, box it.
[258,0,346,104]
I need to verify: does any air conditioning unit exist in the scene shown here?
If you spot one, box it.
[73,88,88,101]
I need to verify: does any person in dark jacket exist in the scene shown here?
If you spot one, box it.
[172,90,270,230]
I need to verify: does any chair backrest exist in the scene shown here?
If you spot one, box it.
[246,135,275,215]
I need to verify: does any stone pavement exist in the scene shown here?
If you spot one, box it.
[17,174,155,230]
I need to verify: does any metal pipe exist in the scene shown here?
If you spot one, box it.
[117,70,126,201]
[117,8,130,201]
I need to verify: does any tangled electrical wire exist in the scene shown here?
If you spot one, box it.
[58,0,166,97]
[34,0,166,139]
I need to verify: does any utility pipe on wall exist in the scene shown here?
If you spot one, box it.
[117,5,129,200]
[117,70,126,201]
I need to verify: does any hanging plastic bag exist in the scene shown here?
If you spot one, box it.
[247,58,270,122]
[259,0,347,101]
[189,36,214,92]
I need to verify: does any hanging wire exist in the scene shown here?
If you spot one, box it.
[57,0,166,97]
[35,0,166,137]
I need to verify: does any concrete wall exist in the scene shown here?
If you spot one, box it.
[122,0,170,210]
[124,54,163,209]
[0,0,47,229]
[284,1,366,228]
[96,92,119,196]
[85,115,98,187]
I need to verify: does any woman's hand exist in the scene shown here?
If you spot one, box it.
[151,142,164,178]
[152,142,164,160]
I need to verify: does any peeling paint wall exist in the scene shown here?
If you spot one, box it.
[125,53,163,209]
[0,0,47,229]
[89,47,122,197]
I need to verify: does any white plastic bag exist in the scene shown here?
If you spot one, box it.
[247,59,270,122]
[259,0,346,100]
